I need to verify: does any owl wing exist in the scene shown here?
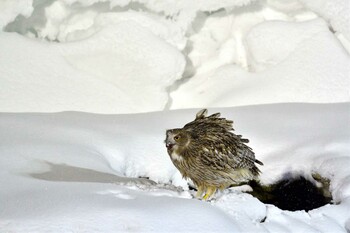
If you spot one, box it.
[199,132,259,171]
[184,109,262,173]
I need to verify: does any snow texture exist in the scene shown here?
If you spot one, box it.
[0,0,350,232]
[0,24,185,113]
[0,0,33,29]
[299,0,350,41]
[1,0,349,113]
[0,103,349,232]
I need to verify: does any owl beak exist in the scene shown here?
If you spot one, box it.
[166,142,174,150]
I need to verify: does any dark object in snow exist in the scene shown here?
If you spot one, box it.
[249,175,333,211]
[165,109,263,201]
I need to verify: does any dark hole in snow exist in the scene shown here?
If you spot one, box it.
[248,175,333,211]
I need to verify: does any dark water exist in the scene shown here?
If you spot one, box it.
[249,176,333,211]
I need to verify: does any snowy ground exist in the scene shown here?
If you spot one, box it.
[1,103,350,232]
[0,0,350,232]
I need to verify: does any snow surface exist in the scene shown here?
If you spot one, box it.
[0,0,350,232]
[299,0,350,41]
[0,103,349,232]
[0,0,349,113]
[0,22,185,113]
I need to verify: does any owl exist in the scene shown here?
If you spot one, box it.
[165,109,263,200]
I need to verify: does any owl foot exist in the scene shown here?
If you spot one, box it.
[202,186,217,201]
[195,185,205,199]
[194,185,216,200]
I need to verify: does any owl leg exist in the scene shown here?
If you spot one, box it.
[195,185,205,199]
[202,186,217,200]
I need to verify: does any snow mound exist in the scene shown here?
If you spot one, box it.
[0,25,185,113]
[299,0,350,41]
[1,1,349,113]
[171,19,350,109]
[246,19,330,70]
[3,0,257,44]
[0,0,33,30]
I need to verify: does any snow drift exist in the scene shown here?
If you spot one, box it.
[0,0,349,113]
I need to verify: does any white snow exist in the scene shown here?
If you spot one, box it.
[0,23,185,113]
[172,18,350,109]
[1,104,349,232]
[299,0,350,41]
[1,0,350,232]
[0,0,33,30]
[246,19,329,70]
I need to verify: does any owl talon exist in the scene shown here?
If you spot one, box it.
[195,185,204,199]
[202,193,210,200]
[201,186,217,201]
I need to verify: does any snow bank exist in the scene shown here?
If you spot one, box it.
[299,0,350,41]
[171,19,350,109]
[246,19,329,70]
[0,25,185,113]
[0,0,33,30]
[1,0,349,113]
[0,103,349,232]
[3,0,257,44]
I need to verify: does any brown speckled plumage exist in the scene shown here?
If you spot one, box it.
[165,109,263,200]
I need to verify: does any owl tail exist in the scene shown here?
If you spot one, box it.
[196,109,208,119]
[252,159,264,176]
[251,166,261,177]
[255,159,264,166]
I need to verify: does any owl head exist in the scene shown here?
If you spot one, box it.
[165,129,190,151]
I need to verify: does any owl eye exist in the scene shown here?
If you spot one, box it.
[174,135,180,141]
